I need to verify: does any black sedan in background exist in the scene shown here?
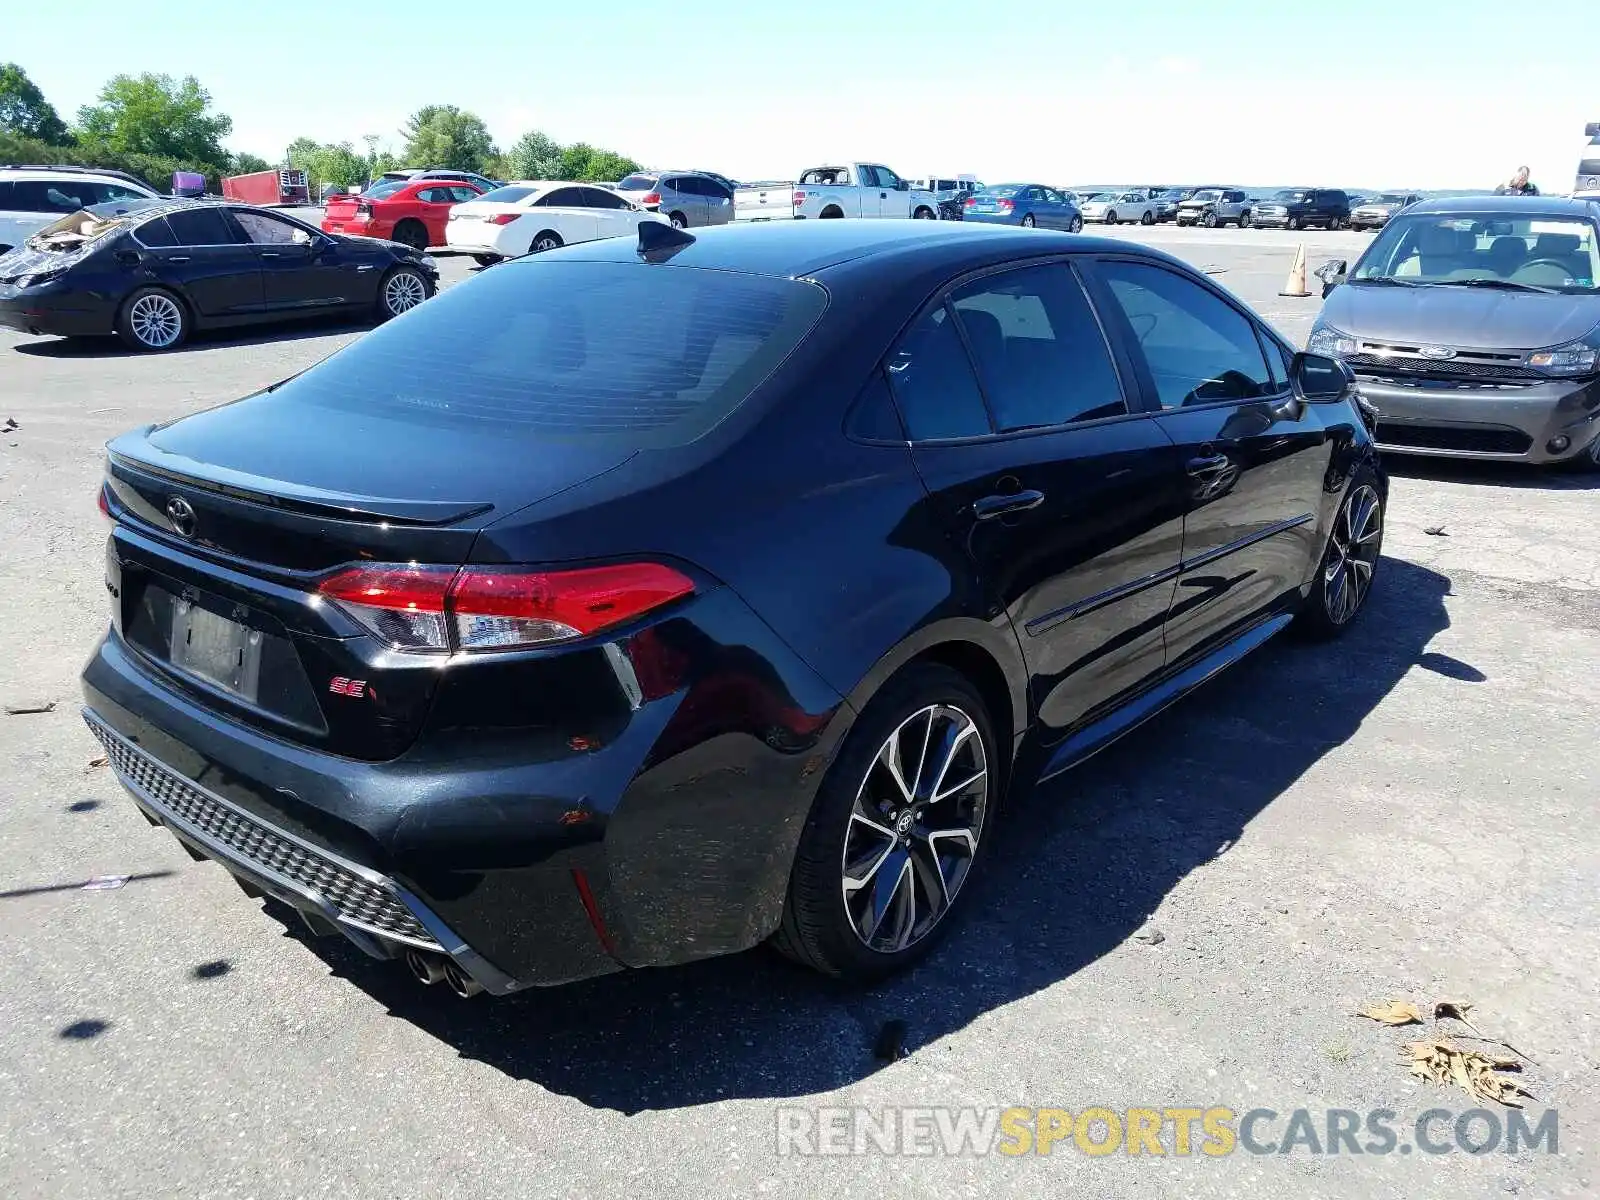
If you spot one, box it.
[0,199,437,351]
[83,219,1384,998]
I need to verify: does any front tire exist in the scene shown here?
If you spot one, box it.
[116,287,189,352]
[1068,215,1083,233]
[913,206,936,220]
[1140,209,1155,225]
[1287,215,1302,231]
[1298,467,1383,639]
[773,664,998,982]
[1104,210,1118,225]
[377,266,430,320]
[1201,210,1218,228]
[1238,210,1251,228]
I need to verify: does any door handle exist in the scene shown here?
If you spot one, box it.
[973,489,1045,520]
[168,255,190,263]
[1186,453,1231,475]
[259,251,281,259]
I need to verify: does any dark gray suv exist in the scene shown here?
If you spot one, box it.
[614,171,734,228]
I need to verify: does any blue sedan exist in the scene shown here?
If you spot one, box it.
[961,183,1083,231]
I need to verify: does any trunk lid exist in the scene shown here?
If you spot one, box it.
[322,196,366,222]
[104,389,637,760]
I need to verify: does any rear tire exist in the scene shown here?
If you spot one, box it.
[1140,210,1155,225]
[116,287,189,352]
[392,220,428,251]
[529,231,563,253]
[1021,213,1035,228]
[1068,215,1083,233]
[669,211,688,229]
[820,206,844,219]
[472,253,502,267]
[913,206,936,220]
[1297,466,1383,640]
[1238,210,1251,228]
[772,663,998,982]
[1104,210,1118,225]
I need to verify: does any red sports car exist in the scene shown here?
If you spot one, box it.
[321,178,486,250]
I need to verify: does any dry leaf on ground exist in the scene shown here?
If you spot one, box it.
[1403,1039,1532,1108]
[1358,999,1424,1026]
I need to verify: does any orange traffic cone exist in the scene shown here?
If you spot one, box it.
[1279,244,1312,297]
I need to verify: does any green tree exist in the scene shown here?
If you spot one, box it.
[585,149,641,183]
[286,137,367,191]
[75,73,232,168]
[230,151,273,175]
[507,129,563,181]
[0,63,70,144]
[399,105,495,172]
[556,142,598,181]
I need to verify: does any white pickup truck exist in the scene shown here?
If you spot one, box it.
[733,163,939,222]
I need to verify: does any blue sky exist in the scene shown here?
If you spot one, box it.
[11,0,1597,190]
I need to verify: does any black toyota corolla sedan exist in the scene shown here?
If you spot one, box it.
[82,218,1385,998]
[0,199,436,351]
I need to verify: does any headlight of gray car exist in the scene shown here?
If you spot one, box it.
[1525,337,1600,376]
[1307,325,1358,357]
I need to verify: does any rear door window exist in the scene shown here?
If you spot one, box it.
[951,264,1126,430]
[165,207,239,246]
[10,180,89,213]
[135,216,178,247]
[885,305,992,440]
[537,187,583,208]
[260,261,828,446]
[581,187,628,209]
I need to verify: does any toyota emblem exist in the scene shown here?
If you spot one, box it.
[165,495,197,538]
[1419,345,1457,360]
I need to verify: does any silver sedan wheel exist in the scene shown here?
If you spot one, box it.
[129,293,183,349]
[841,703,988,954]
[1324,483,1382,625]
[533,235,561,253]
[383,270,427,316]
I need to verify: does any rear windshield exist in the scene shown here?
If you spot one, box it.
[1272,190,1308,202]
[362,179,408,200]
[476,186,535,205]
[616,174,657,191]
[265,261,829,445]
[982,185,1023,197]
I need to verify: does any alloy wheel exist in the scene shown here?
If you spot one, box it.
[1324,483,1382,625]
[129,293,183,349]
[841,704,988,954]
[383,271,427,316]
[534,235,560,252]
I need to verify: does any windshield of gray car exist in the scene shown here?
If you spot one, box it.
[1353,213,1600,293]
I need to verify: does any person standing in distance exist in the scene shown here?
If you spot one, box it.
[1495,167,1539,196]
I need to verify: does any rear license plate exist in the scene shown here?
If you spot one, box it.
[326,223,343,232]
[169,600,263,702]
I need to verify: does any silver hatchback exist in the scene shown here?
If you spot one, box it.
[613,171,734,229]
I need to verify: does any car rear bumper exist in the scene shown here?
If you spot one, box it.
[1357,373,1600,463]
[0,289,115,337]
[962,212,1022,225]
[81,585,850,991]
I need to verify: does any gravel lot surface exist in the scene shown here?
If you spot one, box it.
[1,223,1595,1199]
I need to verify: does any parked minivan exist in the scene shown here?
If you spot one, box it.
[613,171,734,229]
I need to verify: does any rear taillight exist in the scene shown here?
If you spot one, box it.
[316,562,695,653]
[639,192,661,207]
[355,200,373,216]
[486,213,519,226]
[997,199,1014,210]
[964,196,977,207]
[792,190,806,205]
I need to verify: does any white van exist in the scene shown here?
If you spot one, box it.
[909,174,982,201]
[1575,122,1600,198]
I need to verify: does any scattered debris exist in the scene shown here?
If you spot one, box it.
[1435,999,1473,1022]
[1402,1039,1533,1107]
[1357,999,1424,1026]
[81,875,129,891]
[1424,525,1449,537]
[1324,1042,1352,1064]
[87,755,108,770]
[873,1019,909,1062]
[2,417,17,432]
[1134,926,1166,945]
[4,700,56,715]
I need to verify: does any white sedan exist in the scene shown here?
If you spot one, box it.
[445,180,669,264]
[1079,191,1157,226]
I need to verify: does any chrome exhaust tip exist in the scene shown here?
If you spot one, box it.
[406,949,447,986]
[442,960,484,999]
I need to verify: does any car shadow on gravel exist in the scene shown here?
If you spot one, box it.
[1384,455,1600,491]
[283,554,1456,1114]
[9,316,377,359]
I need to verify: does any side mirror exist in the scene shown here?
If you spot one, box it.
[1314,258,1347,298]
[1291,351,1355,402]
[896,180,910,191]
